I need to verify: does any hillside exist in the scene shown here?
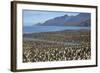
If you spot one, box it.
[35,13,91,26]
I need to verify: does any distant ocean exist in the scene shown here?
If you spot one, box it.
[23,26,90,33]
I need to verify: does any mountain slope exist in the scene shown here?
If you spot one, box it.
[35,13,91,26]
[64,13,91,26]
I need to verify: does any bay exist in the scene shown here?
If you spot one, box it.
[23,26,90,33]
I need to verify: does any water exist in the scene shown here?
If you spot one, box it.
[23,26,90,33]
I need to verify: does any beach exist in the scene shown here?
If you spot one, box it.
[23,29,91,62]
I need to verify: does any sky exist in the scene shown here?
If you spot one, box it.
[23,10,79,26]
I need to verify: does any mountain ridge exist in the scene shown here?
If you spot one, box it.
[34,13,91,26]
